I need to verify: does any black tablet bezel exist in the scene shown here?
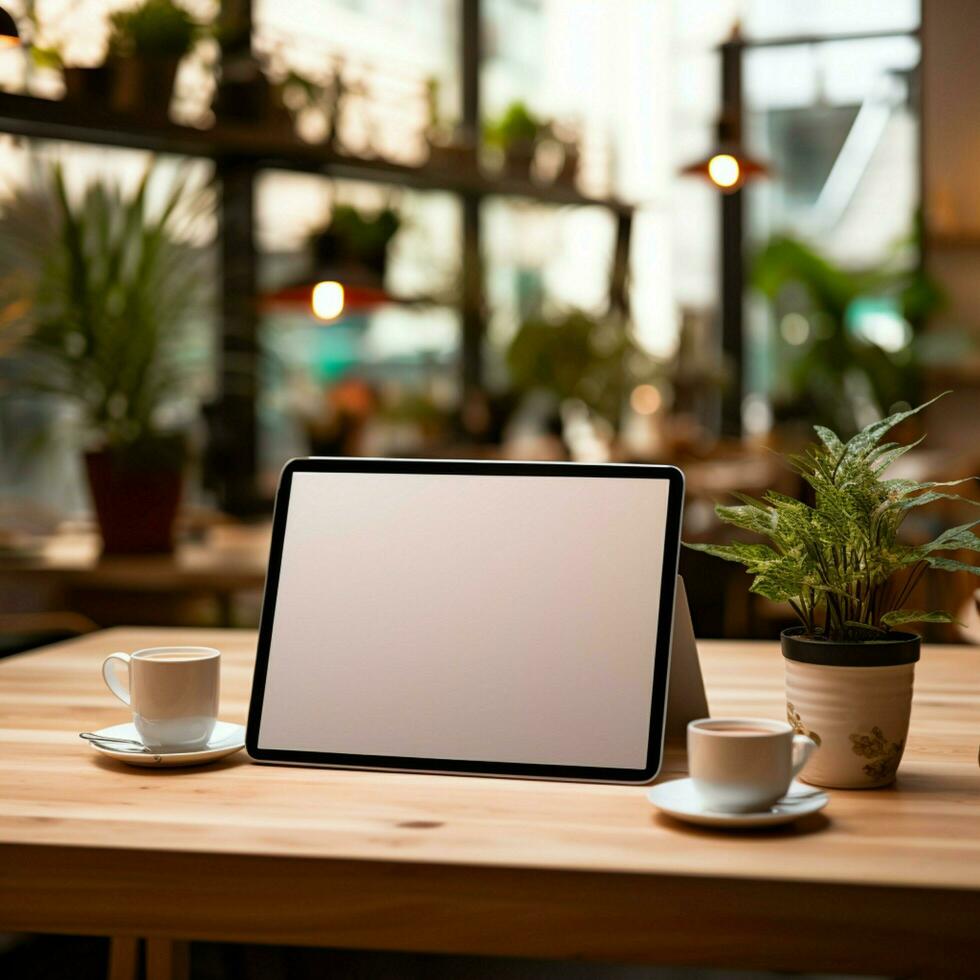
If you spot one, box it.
[246,458,685,783]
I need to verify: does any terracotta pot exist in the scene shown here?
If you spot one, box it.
[62,65,113,104]
[84,450,183,555]
[556,146,580,187]
[109,56,180,120]
[782,627,920,789]
[502,141,537,180]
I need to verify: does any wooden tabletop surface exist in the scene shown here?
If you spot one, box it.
[1,628,978,975]
[0,525,270,592]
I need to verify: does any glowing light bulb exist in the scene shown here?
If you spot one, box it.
[707,154,741,189]
[311,281,345,321]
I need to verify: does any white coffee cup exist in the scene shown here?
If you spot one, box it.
[102,646,220,752]
[687,717,817,813]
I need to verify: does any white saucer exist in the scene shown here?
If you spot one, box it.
[647,778,828,828]
[85,721,246,768]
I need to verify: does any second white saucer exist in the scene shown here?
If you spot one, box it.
[647,778,828,828]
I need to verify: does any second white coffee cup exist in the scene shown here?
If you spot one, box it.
[102,646,220,752]
[687,717,817,813]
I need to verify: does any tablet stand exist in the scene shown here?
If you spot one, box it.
[664,576,709,742]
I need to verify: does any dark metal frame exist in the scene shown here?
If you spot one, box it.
[245,456,685,783]
[717,26,920,435]
[718,33,744,436]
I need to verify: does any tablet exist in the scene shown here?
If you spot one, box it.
[246,458,684,783]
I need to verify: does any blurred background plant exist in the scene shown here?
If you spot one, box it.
[506,309,660,430]
[311,203,402,283]
[108,0,198,60]
[483,100,547,150]
[0,160,210,462]
[483,100,549,178]
[106,0,200,117]
[753,229,948,438]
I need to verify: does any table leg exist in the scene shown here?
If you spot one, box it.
[107,936,139,980]
[145,938,189,980]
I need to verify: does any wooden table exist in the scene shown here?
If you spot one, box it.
[1,629,978,979]
[0,526,270,628]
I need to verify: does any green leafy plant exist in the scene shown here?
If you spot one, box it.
[281,68,327,109]
[506,310,658,427]
[753,232,945,438]
[312,204,401,279]
[686,396,980,642]
[0,161,209,460]
[109,0,197,59]
[484,101,547,149]
[30,46,64,71]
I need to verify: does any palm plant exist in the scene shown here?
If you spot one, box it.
[0,161,209,463]
[686,396,980,642]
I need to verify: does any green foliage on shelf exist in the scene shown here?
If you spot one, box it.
[0,162,209,460]
[109,0,197,59]
[330,204,400,255]
[313,204,401,278]
[30,46,64,70]
[686,395,980,642]
[506,310,657,427]
[752,232,944,438]
[484,101,547,149]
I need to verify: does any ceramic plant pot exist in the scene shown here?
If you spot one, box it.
[556,145,580,187]
[85,449,183,555]
[109,55,180,121]
[62,65,113,104]
[781,627,920,789]
[502,140,537,180]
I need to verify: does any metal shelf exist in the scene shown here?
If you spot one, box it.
[0,91,632,215]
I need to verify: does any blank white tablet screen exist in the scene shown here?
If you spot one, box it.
[257,470,672,769]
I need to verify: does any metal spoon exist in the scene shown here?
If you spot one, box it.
[79,732,150,752]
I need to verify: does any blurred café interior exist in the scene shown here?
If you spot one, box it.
[0,0,980,980]
[1,0,979,650]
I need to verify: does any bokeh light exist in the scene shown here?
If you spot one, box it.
[311,281,345,321]
[707,154,741,189]
[630,384,662,415]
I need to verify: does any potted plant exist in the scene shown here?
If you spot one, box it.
[277,68,335,143]
[686,397,979,788]
[211,47,297,135]
[555,137,580,188]
[483,101,548,180]
[107,0,198,119]
[311,204,401,284]
[424,75,477,173]
[0,163,208,553]
[506,310,659,431]
[61,62,113,105]
[25,37,111,105]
